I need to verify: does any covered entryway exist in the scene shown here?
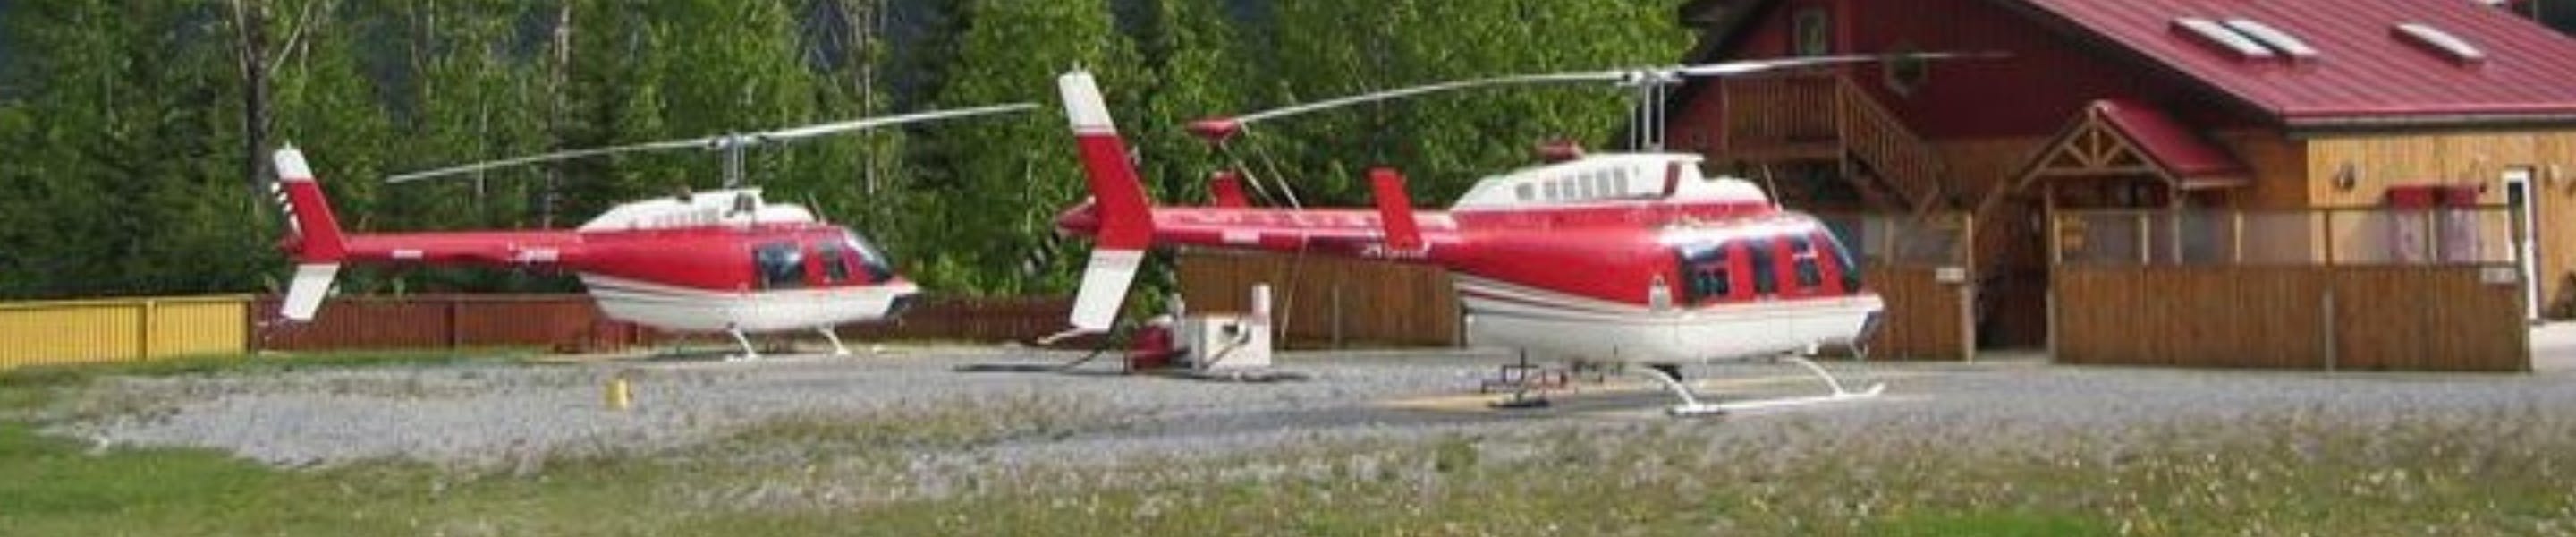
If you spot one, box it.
[1973,99,2253,347]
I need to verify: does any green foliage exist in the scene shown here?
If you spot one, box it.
[0,0,1694,301]
[906,0,1140,295]
[0,399,2569,535]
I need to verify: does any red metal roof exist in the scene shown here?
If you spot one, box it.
[2089,99,2248,181]
[2014,0,2576,127]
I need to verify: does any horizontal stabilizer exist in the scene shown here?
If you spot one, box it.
[1066,250,1143,332]
[281,263,339,321]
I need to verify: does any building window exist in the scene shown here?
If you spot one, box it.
[1793,8,1832,56]
[1883,42,1930,95]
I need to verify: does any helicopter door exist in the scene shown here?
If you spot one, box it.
[814,238,856,286]
[1744,238,1778,299]
[753,242,807,290]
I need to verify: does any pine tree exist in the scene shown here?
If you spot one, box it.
[917,0,1140,294]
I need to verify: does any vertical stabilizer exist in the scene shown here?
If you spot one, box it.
[1368,167,1424,251]
[272,147,348,262]
[1058,71,1157,332]
[271,147,344,321]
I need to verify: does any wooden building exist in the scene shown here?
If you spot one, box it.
[1667,0,2576,347]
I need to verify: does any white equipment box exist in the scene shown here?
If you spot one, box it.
[1180,313,1272,371]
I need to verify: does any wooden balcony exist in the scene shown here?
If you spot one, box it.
[1716,72,1953,216]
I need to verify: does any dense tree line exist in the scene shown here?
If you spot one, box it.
[0,0,1685,301]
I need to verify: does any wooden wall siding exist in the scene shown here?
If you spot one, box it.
[2307,132,2576,316]
[2207,129,2309,209]
[2053,267,2528,371]
[1860,267,1975,361]
[1175,249,1462,348]
[1932,137,2048,207]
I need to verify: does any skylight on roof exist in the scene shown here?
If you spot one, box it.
[2393,22,2487,64]
[2173,18,2275,59]
[2223,19,2320,60]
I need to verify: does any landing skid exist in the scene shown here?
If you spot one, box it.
[1640,357,1885,417]
[723,328,760,362]
[816,327,852,356]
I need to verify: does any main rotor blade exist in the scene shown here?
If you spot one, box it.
[1232,72,1623,125]
[1672,51,2004,78]
[1196,51,2004,139]
[760,103,1038,141]
[384,102,1039,184]
[385,138,711,183]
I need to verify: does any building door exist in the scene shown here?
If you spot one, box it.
[2505,167,2540,320]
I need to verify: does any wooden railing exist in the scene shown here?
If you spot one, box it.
[1721,74,1839,151]
[1720,73,1951,215]
[1831,77,1949,215]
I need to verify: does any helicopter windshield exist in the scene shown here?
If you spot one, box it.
[843,230,896,283]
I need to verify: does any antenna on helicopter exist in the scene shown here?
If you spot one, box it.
[386,103,1042,187]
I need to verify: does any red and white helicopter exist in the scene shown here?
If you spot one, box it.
[1050,55,1985,415]
[268,104,1035,359]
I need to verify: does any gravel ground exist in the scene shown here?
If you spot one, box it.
[50,341,2576,490]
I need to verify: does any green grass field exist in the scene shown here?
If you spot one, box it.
[1,355,2571,535]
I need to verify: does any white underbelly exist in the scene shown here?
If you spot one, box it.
[580,274,919,334]
[1455,275,1881,363]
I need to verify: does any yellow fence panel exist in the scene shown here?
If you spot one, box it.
[0,295,250,370]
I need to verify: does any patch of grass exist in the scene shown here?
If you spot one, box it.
[712,393,1114,455]
[5,383,2573,535]
[2,348,539,388]
[0,348,538,417]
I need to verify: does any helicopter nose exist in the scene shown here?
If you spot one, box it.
[883,283,923,319]
[886,294,918,318]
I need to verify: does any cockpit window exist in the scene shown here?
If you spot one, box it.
[754,242,806,289]
[843,231,896,283]
[1822,232,1863,293]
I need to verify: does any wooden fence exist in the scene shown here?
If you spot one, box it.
[250,294,648,353]
[1175,249,1462,348]
[0,293,1088,369]
[252,294,1087,353]
[0,295,250,369]
[2053,266,2529,371]
[1861,267,1975,361]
